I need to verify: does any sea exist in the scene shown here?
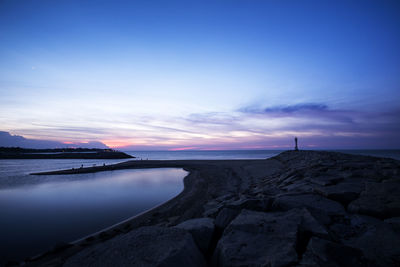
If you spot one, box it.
[0,149,399,263]
[122,149,400,161]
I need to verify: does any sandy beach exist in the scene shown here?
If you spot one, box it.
[25,150,400,266]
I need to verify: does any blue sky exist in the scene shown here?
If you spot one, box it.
[1,0,399,149]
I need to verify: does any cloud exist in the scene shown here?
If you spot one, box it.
[264,103,328,113]
[2,102,400,150]
[0,131,108,149]
[238,102,357,124]
[239,103,331,114]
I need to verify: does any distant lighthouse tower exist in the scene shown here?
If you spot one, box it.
[294,137,299,151]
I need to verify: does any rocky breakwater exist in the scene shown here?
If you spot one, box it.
[28,151,400,267]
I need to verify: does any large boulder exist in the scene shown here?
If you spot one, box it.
[329,214,400,267]
[214,208,240,229]
[346,215,400,267]
[300,208,330,239]
[213,209,317,267]
[299,237,368,267]
[348,182,400,219]
[384,217,400,232]
[63,226,206,267]
[225,197,270,211]
[306,176,344,186]
[313,182,364,206]
[272,193,345,224]
[175,217,215,254]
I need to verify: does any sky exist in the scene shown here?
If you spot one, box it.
[0,0,399,150]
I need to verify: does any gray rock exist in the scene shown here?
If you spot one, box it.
[225,197,270,211]
[306,176,343,186]
[300,208,330,239]
[328,214,381,243]
[214,209,302,267]
[300,237,368,267]
[202,206,220,217]
[63,226,206,267]
[272,193,345,224]
[384,217,400,232]
[215,208,240,229]
[313,182,364,206]
[282,181,313,193]
[346,215,400,267]
[330,214,400,267]
[348,182,400,219]
[175,217,215,254]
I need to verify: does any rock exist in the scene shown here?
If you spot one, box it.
[307,176,344,186]
[272,193,345,224]
[329,214,400,267]
[300,208,330,239]
[51,241,72,253]
[202,207,220,217]
[300,237,368,267]
[313,182,364,206]
[215,194,235,202]
[225,197,270,211]
[282,181,313,193]
[175,218,215,254]
[328,214,380,243]
[63,226,206,267]
[346,215,400,267]
[384,217,400,232]
[348,182,400,219]
[215,208,240,229]
[214,209,301,267]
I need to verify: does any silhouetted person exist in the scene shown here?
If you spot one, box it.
[294,137,299,151]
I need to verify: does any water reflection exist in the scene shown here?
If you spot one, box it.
[0,168,186,263]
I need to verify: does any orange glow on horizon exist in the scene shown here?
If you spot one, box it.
[168,147,199,151]
[102,140,133,148]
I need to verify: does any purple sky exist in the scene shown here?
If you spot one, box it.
[1,1,399,150]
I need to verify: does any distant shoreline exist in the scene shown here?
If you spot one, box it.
[0,147,134,159]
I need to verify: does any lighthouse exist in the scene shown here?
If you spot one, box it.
[294,137,299,151]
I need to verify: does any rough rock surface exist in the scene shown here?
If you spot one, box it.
[175,218,215,254]
[313,182,364,206]
[348,182,400,218]
[214,209,301,267]
[272,193,345,225]
[384,217,400,232]
[63,226,206,267]
[299,237,368,267]
[26,150,400,267]
[330,214,400,267]
[214,208,240,229]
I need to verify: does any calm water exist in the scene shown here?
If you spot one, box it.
[1,149,399,263]
[123,149,400,161]
[0,163,186,263]
[124,150,285,160]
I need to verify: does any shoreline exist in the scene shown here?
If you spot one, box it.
[24,150,400,266]
[25,163,212,265]
[0,148,133,159]
[26,158,268,266]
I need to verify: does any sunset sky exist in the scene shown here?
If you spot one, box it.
[1,0,399,150]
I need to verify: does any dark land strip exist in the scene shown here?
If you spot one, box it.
[0,147,133,159]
